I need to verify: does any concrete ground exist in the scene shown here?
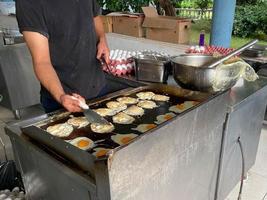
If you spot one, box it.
[0,105,266,199]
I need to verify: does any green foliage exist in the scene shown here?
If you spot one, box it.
[98,0,178,13]
[236,0,263,5]
[177,0,213,9]
[97,0,150,13]
[233,3,267,38]
[195,0,212,10]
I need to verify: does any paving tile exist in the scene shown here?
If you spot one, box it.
[251,126,267,178]
[226,171,267,200]
[0,121,13,161]
[0,106,15,123]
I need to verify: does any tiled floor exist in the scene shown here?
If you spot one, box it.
[226,126,267,200]
[0,105,266,199]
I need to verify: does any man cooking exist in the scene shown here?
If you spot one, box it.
[15,0,110,113]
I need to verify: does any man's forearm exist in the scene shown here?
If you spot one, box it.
[34,62,65,102]
[94,16,106,41]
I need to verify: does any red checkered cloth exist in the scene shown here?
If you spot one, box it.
[186,45,235,55]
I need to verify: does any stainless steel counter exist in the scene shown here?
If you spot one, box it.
[5,73,267,200]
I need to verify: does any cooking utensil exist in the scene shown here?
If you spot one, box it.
[171,40,259,92]
[100,56,112,74]
[206,39,258,68]
[134,54,170,83]
[71,96,110,125]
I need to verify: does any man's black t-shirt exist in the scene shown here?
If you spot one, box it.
[16,0,106,99]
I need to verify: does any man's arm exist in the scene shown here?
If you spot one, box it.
[23,31,84,112]
[94,16,110,63]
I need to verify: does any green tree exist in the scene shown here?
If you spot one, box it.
[98,0,179,15]
[236,0,261,5]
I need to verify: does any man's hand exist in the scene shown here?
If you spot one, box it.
[60,93,86,113]
[97,38,110,64]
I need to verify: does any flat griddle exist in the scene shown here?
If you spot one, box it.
[21,84,211,173]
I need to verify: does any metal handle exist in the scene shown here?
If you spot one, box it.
[207,39,258,68]
[101,56,112,74]
[71,96,89,110]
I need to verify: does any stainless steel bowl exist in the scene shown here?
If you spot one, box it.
[171,54,239,93]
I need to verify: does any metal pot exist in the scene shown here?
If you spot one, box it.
[134,54,171,83]
[171,54,238,93]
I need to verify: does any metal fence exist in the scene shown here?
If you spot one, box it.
[176,8,213,20]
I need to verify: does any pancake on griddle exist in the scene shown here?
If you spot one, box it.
[137,100,157,109]
[112,112,135,124]
[106,101,127,113]
[123,105,144,116]
[46,123,73,137]
[136,92,155,100]
[152,94,170,102]
[67,117,89,128]
[90,122,115,134]
[117,97,139,105]
[93,108,117,117]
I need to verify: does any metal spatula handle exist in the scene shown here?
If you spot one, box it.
[207,39,258,68]
[71,96,89,110]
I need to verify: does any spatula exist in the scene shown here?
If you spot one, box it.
[71,96,110,125]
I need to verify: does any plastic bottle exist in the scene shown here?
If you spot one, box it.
[199,30,205,47]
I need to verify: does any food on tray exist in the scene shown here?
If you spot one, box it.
[67,117,89,128]
[137,100,157,109]
[69,137,94,150]
[93,108,117,117]
[155,113,176,124]
[169,101,200,113]
[106,101,127,112]
[117,97,139,105]
[91,123,115,134]
[111,134,138,145]
[123,105,144,116]
[112,112,135,124]
[93,148,112,158]
[136,92,155,100]
[152,94,170,102]
[132,124,157,133]
[46,123,73,137]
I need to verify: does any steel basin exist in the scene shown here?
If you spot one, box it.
[171,55,239,93]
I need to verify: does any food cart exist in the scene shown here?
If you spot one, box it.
[4,34,267,200]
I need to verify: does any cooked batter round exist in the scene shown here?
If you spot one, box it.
[67,117,89,128]
[123,105,144,116]
[117,97,139,105]
[137,100,157,109]
[93,108,117,117]
[90,123,115,134]
[112,112,135,124]
[46,123,73,137]
[106,101,127,113]
[152,94,170,102]
[136,92,155,100]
